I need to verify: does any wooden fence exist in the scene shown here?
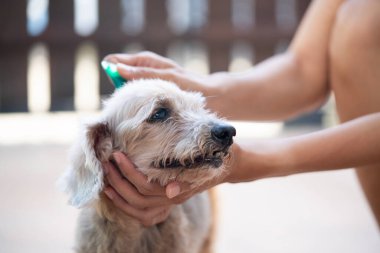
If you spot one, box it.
[0,0,311,113]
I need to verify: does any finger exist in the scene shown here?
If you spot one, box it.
[104,52,178,69]
[104,162,170,208]
[102,54,120,64]
[112,152,166,196]
[165,181,192,199]
[105,162,170,208]
[166,180,215,205]
[116,64,178,83]
[171,191,194,205]
[166,182,181,199]
[104,187,172,227]
[149,206,173,226]
[117,51,178,69]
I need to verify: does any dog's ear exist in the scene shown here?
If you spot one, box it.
[59,122,113,208]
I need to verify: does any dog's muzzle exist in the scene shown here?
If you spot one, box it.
[154,123,236,170]
[211,123,236,149]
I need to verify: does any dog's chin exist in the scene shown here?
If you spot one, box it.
[152,150,228,170]
[142,150,230,186]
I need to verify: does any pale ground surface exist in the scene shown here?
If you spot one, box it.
[0,113,379,253]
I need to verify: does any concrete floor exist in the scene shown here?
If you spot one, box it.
[0,114,379,253]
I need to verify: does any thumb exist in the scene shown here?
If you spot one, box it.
[166,182,181,199]
[165,181,193,199]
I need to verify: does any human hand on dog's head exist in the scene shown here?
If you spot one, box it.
[103,52,233,101]
[103,51,206,93]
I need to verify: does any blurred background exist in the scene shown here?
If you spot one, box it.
[0,0,379,252]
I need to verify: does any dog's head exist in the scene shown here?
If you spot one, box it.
[61,79,235,207]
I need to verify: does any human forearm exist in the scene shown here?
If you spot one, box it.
[286,113,380,173]
[227,113,380,183]
[206,0,346,121]
[206,52,329,121]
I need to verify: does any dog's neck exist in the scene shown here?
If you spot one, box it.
[95,193,141,229]
[90,193,149,251]
[89,193,190,253]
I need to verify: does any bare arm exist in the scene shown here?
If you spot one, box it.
[228,113,380,183]
[207,0,345,120]
[108,0,344,121]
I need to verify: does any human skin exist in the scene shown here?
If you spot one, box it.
[102,0,380,227]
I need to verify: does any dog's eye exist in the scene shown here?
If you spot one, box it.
[149,108,170,122]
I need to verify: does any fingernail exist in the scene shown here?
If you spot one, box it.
[166,184,181,199]
[104,188,113,199]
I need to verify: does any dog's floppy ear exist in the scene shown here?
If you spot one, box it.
[59,122,113,208]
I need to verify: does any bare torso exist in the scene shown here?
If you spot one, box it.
[330,0,380,225]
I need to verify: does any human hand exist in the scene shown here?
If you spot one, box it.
[101,149,238,226]
[103,51,233,96]
[102,152,177,227]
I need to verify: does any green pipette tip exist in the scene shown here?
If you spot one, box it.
[101,61,127,89]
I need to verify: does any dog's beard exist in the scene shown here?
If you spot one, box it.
[128,135,233,186]
[152,150,229,169]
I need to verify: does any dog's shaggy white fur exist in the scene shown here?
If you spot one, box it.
[60,79,235,253]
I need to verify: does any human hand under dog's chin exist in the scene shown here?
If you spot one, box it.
[101,152,174,227]
[102,147,237,226]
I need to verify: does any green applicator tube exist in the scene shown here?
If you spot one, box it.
[101,61,127,89]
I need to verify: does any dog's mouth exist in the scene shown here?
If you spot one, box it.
[153,150,229,169]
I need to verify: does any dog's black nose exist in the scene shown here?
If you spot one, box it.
[211,124,236,147]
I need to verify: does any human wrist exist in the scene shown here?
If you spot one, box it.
[263,139,296,178]
[224,140,295,183]
[223,142,269,183]
[203,73,235,115]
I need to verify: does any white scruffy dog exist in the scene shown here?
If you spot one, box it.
[60,79,236,253]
